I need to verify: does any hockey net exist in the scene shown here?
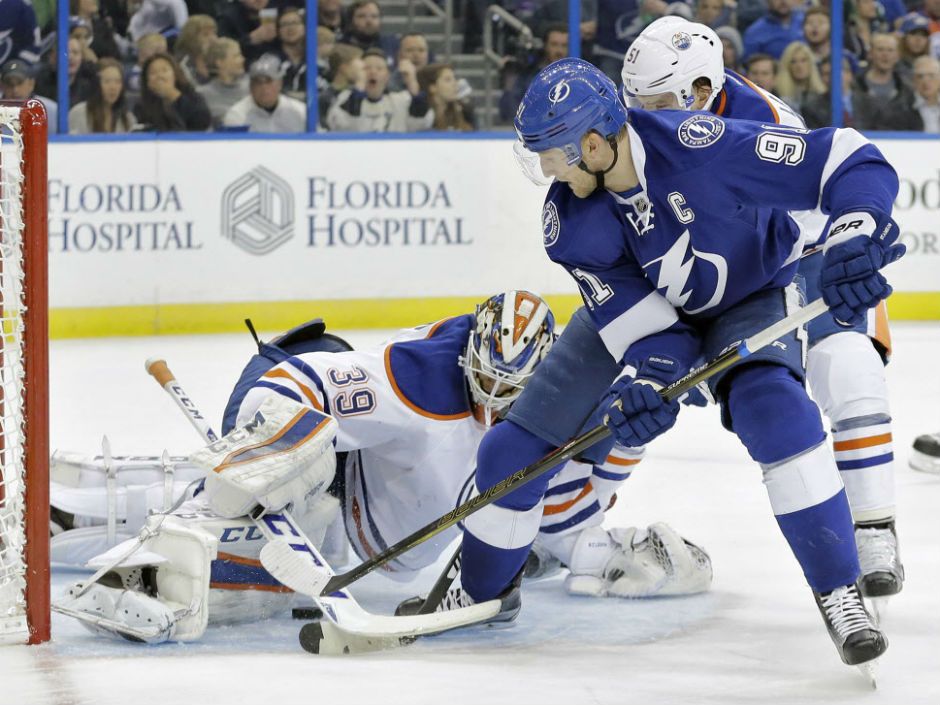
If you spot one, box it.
[0,100,49,645]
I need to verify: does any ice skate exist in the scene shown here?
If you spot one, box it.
[910,431,940,474]
[814,583,887,685]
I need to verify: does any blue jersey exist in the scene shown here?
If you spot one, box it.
[541,109,898,375]
[712,69,804,127]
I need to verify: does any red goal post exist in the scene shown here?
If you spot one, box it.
[0,99,50,645]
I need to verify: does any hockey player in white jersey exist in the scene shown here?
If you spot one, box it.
[55,291,712,643]
[619,17,904,602]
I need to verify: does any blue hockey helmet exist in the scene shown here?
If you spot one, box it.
[514,58,628,167]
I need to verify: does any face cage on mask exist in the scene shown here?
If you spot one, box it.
[459,335,537,425]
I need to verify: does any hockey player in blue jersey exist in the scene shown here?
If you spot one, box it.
[621,17,904,602]
[438,58,904,671]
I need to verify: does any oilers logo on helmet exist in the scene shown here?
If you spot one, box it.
[672,32,692,50]
[677,115,725,148]
[542,202,561,247]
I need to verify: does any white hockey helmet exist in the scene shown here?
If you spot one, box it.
[621,17,725,111]
[460,290,555,425]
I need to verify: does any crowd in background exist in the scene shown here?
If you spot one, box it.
[0,0,937,134]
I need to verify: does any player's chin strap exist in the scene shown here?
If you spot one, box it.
[578,135,620,191]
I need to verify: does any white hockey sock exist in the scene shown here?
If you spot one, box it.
[832,417,895,524]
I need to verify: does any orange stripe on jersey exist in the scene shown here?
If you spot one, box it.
[216,552,263,567]
[543,482,593,516]
[605,455,642,467]
[873,300,892,358]
[262,368,324,411]
[383,344,471,421]
[209,582,294,593]
[739,74,780,123]
[833,433,893,452]
[714,89,728,116]
[214,413,332,472]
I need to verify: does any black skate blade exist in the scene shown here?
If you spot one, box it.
[291,606,324,620]
[298,621,415,655]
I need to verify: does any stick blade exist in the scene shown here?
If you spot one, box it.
[260,539,332,597]
[298,621,410,655]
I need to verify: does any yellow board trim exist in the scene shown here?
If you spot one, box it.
[49,292,940,339]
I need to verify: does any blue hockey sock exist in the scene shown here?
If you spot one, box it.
[775,488,860,593]
[461,421,562,602]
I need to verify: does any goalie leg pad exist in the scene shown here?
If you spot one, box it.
[191,395,338,518]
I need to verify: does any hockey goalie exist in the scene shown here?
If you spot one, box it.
[53,291,713,643]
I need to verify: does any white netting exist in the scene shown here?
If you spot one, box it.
[0,106,29,643]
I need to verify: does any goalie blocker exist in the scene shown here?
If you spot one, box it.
[54,396,342,643]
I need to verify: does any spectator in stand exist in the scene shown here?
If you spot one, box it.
[717,25,745,72]
[125,33,168,108]
[416,63,475,131]
[66,35,99,104]
[198,37,249,126]
[223,53,306,132]
[315,27,336,101]
[175,15,218,86]
[319,43,362,127]
[70,0,121,60]
[774,41,825,112]
[912,55,940,132]
[134,52,211,131]
[499,23,568,123]
[858,33,913,101]
[897,13,931,85]
[844,0,888,65]
[0,0,41,65]
[337,1,399,62]
[275,7,307,100]
[925,0,940,35]
[128,0,189,42]
[318,0,346,35]
[591,0,645,81]
[743,0,805,60]
[70,17,100,63]
[326,47,428,132]
[389,32,430,92]
[531,1,598,60]
[802,6,831,64]
[694,0,735,29]
[803,55,880,129]
[0,60,58,133]
[744,52,777,91]
[68,57,137,133]
[218,0,279,64]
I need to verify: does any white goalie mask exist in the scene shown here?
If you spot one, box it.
[621,17,725,112]
[460,291,556,425]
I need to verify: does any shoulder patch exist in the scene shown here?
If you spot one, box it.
[542,201,561,247]
[677,114,725,149]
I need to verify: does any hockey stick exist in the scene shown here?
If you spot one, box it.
[275,297,830,599]
[145,358,505,652]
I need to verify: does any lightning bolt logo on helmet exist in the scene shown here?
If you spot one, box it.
[549,80,571,105]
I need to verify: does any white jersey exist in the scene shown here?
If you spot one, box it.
[236,315,484,573]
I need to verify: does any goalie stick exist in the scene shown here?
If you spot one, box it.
[263,298,832,599]
[145,358,504,653]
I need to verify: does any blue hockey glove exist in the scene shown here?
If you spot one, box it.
[821,211,905,326]
[603,377,680,448]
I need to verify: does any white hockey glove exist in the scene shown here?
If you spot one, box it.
[191,395,338,518]
[564,524,713,598]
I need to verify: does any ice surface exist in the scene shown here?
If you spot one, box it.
[3,323,939,705]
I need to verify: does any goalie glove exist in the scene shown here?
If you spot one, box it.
[191,395,338,518]
[564,524,713,599]
[821,210,905,326]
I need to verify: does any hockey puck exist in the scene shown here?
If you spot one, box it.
[292,606,324,620]
[298,622,326,654]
